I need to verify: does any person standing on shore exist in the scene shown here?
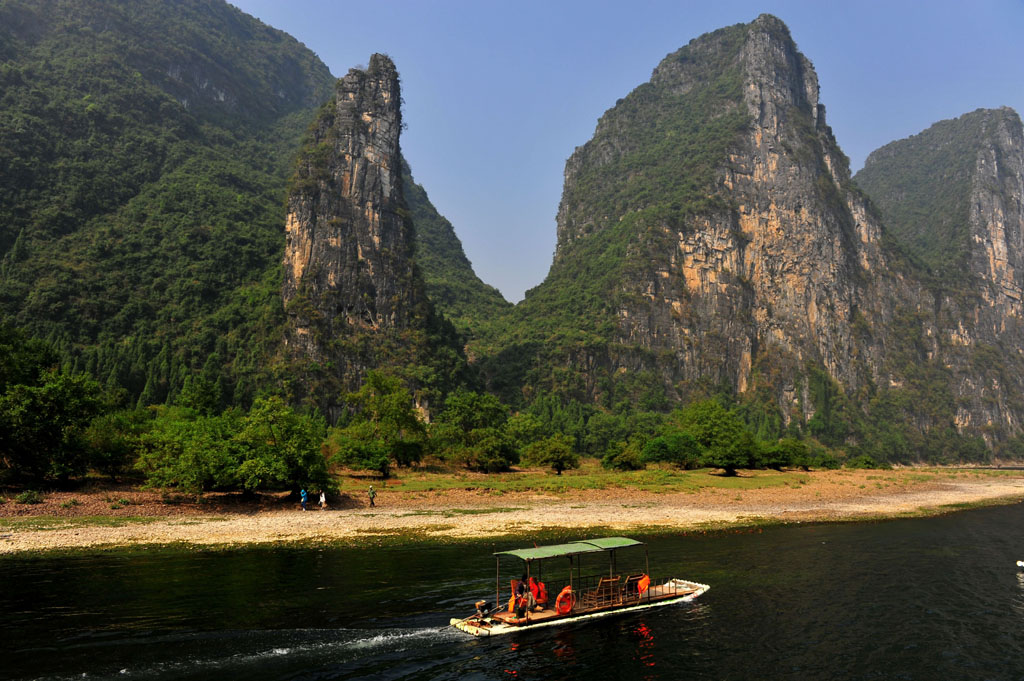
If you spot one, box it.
[319,490,326,511]
[300,488,308,511]
[368,485,376,507]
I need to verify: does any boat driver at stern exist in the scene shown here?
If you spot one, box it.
[475,599,493,618]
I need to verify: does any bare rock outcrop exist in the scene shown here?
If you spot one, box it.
[281,54,459,415]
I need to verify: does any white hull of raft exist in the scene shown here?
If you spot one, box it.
[450,579,710,637]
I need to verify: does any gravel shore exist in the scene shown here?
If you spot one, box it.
[3,469,1023,554]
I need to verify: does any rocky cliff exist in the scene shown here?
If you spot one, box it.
[856,108,1024,444]
[283,55,420,346]
[604,14,894,400]
[498,16,897,419]
[282,55,463,414]
[485,15,1024,455]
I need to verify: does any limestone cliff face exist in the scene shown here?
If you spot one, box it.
[283,54,418,349]
[543,15,904,422]
[281,54,453,410]
[960,110,1024,330]
[857,108,1024,438]
[953,110,1024,435]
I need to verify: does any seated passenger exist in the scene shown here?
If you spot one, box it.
[513,575,532,616]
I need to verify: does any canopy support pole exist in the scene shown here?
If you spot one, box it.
[526,560,531,623]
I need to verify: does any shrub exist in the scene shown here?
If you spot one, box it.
[452,427,519,473]
[16,490,43,504]
[642,431,702,469]
[601,440,646,471]
[844,454,889,470]
[522,434,580,475]
[762,437,806,471]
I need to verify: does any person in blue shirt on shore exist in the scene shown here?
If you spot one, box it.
[300,488,308,511]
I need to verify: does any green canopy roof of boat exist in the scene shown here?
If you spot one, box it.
[494,537,645,562]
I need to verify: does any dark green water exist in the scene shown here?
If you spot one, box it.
[4,503,1024,680]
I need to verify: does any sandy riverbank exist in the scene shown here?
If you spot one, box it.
[3,469,1023,554]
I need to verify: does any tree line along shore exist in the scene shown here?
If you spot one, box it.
[3,325,1001,507]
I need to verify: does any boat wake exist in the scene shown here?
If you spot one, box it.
[34,626,463,681]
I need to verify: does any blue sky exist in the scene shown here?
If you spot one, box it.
[230,0,1024,303]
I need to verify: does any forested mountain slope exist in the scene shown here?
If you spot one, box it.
[854,108,1024,454]
[0,0,334,405]
[5,2,1024,462]
[0,0,500,410]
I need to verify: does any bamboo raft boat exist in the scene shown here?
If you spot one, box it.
[450,537,709,637]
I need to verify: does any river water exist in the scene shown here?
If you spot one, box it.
[3,503,1024,681]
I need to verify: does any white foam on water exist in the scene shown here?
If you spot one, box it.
[340,626,454,651]
[37,627,463,680]
[33,626,464,679]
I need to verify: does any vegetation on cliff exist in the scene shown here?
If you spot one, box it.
[0,0,335,409]
[854,108,1017,286]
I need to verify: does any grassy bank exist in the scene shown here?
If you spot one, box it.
[335,460,1020,496]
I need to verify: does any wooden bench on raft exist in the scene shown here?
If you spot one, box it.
[622,574,645,602]
[579,576,621,610]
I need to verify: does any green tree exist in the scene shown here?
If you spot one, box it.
[601,438,647,471]
[673,400,753,476]
[236,396,328,491]
[329,371,425,478]
[177,374,222,416]
[135,407,245,495]
[642,430,703,469]
[504,412,546,449]
[0,324,58,392]
[84,408,154,479]
[437,389,508,433]
[428,389,520,472]
[764,437,805,471]
[583,411,629,458]
[330,424,392,478]
[452,426,519,473]
[0,372,103,481]
[522,434,580,475]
